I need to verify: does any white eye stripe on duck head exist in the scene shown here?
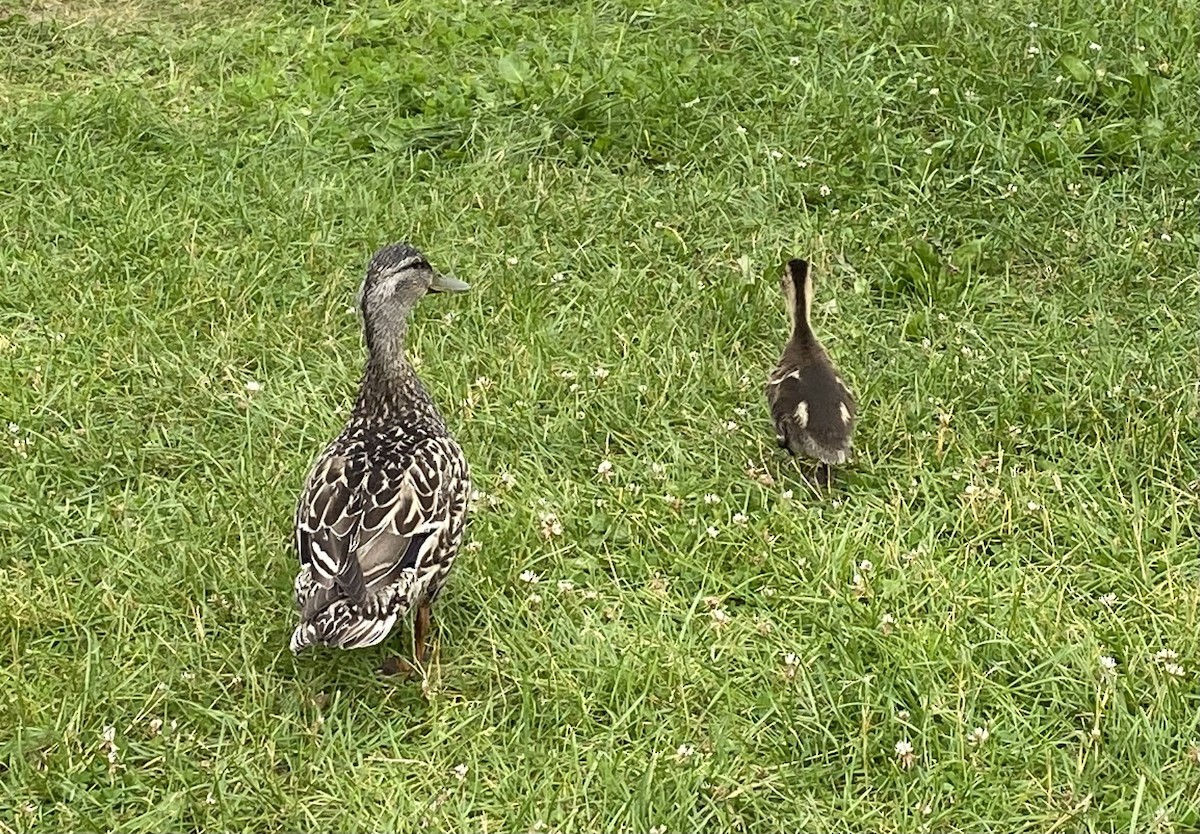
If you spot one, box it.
[375,256,432,287]
[390,255,430,274]
[368,241,428,276]
[364,256,434,305]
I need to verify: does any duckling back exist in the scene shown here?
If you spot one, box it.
[767,351,856,465]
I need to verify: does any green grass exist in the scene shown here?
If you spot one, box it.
[1,0,1198,830]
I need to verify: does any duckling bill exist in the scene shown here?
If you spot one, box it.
[765,258,857,472]
[290,242,472,672]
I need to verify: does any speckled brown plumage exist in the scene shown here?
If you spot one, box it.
[290,242,471,667]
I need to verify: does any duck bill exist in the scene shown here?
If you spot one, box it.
[429,272,471,293]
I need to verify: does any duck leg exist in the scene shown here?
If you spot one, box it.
[413,601,433,664]
[378,604,434,677]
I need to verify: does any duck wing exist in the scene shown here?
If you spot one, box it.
[292,436,466,650]
[294,452,370,621]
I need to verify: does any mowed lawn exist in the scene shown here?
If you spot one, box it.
[1,0,1198,830]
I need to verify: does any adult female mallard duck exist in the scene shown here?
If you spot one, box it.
[765,258,857,477]
[289,242,471,672]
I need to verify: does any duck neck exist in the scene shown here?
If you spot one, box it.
[363,313,409,370]
[354,318,427,418]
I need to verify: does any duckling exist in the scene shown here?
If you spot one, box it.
[765,258,857,475]
[290,242,472,672]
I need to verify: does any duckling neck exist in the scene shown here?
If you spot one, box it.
[356,354,436,419]
[363,317,408,367]
[790,308,816,346]
[786,279,816,345]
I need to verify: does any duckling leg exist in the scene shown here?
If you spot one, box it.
[816,463,834,489]
[413,601,433,664]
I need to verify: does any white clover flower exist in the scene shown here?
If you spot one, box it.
[538,512,563,538]
[879,613,896,635]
